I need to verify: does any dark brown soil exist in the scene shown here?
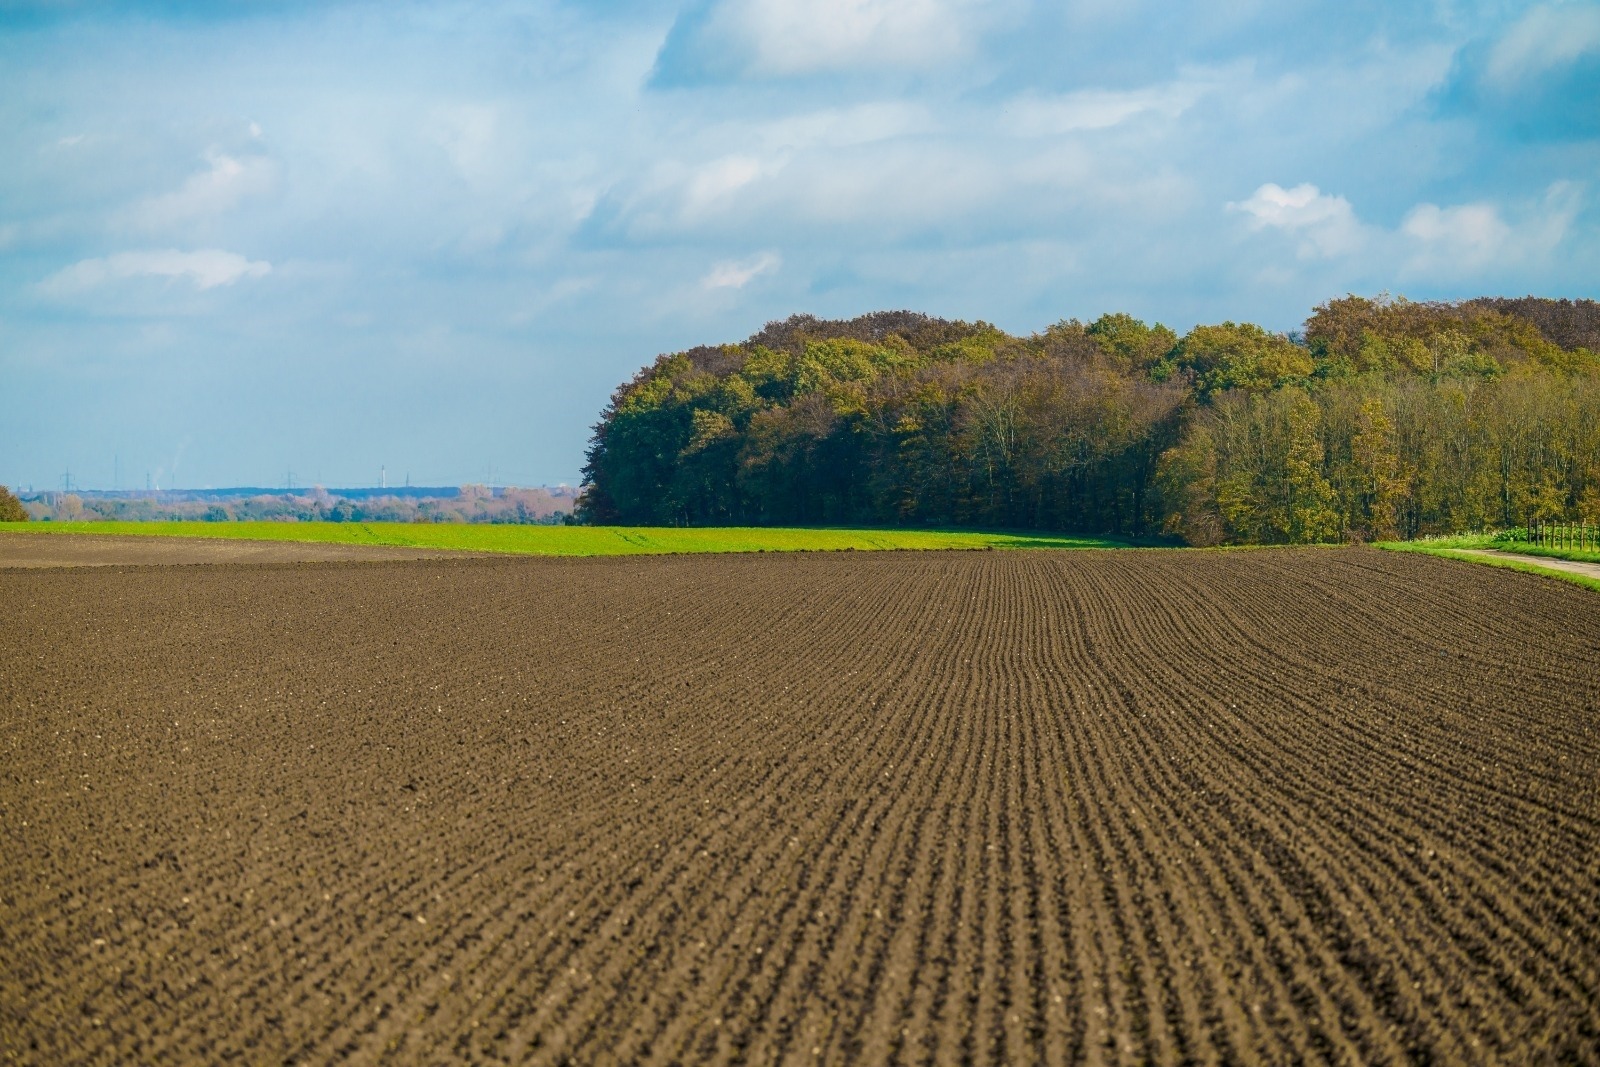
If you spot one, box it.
[0,532,479,568]
[2,548,1597,1064]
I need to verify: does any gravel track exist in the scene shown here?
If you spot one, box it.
[1452,548,1600,582]
[1,548,1597,1064]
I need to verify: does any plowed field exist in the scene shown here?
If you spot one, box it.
[0,532,484,568]
[2,548,1598,1064]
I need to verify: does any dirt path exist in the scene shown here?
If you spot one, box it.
[2,549,1597,1064]
[1453,547,1600,582]
[0,531,481,568]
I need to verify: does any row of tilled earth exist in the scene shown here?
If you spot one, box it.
[1,547,1598,1064]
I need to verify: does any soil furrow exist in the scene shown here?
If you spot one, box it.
[3,548,1597,1064]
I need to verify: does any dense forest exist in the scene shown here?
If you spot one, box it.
[578,296,1600,544]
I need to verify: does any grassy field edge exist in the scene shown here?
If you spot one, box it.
[1377,541,1600,593]
[1497,543,1600,564]
[1375,531,1600,563]
[0,520,1134,557]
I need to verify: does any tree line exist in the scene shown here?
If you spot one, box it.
[17,485,577,525]
[580,296,1600,544]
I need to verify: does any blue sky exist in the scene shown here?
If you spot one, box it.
[2,0,1597,491]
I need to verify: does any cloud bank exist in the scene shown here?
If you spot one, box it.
[1231,179,1583,278]
[0,0,1594,491]
[39,249,272,295]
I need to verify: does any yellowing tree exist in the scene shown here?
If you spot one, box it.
[1177,322,1312,395]
[1349,397,1406,540]
[0,485,27,523]
[1283,392,1340,543]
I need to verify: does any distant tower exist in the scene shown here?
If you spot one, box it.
[381,465,387,489]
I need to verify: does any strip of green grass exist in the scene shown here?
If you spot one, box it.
[1379,531,1600,564]
[1377,540,1600,593]
[1500,543,1600,564]
[1381,532,1507,551]
[0,521,1128,556]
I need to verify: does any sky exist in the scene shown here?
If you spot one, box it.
[2,0,1597,491]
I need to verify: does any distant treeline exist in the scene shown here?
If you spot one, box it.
[579,296,1600,544]
[22,484,579,525]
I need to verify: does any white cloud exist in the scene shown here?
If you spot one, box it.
[601,120,1193,247]
[1229,182,1365,258]
[758,102,934,152]
[636,104,935,228]
[131,150,278,229]
[1234,179,1582,278]
[1401,181,1579,272]
[426,104,501,183]
[686,155,772,215]
[1003,76,1216,137]
[683,0,989,76]
[1484,4,1600,88]
[40,249,272,295]
[702,251,780,289]
[1400,202,1510,264]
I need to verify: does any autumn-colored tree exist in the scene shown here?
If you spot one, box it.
[1282,391,1340,543]
[1086,313,1178,374]
[0,485,28,522]
[1348,397,1406,540]
[1156,424,1223,545]
[581,301,1598,543]
[1176,322,1312,395]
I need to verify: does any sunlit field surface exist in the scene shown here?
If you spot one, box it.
[0,521,1124,556]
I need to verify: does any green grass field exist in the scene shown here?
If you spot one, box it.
[0,521,1127,556]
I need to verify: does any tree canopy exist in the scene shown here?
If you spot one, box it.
[0,486,29,523]
[581,296,1600,544]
